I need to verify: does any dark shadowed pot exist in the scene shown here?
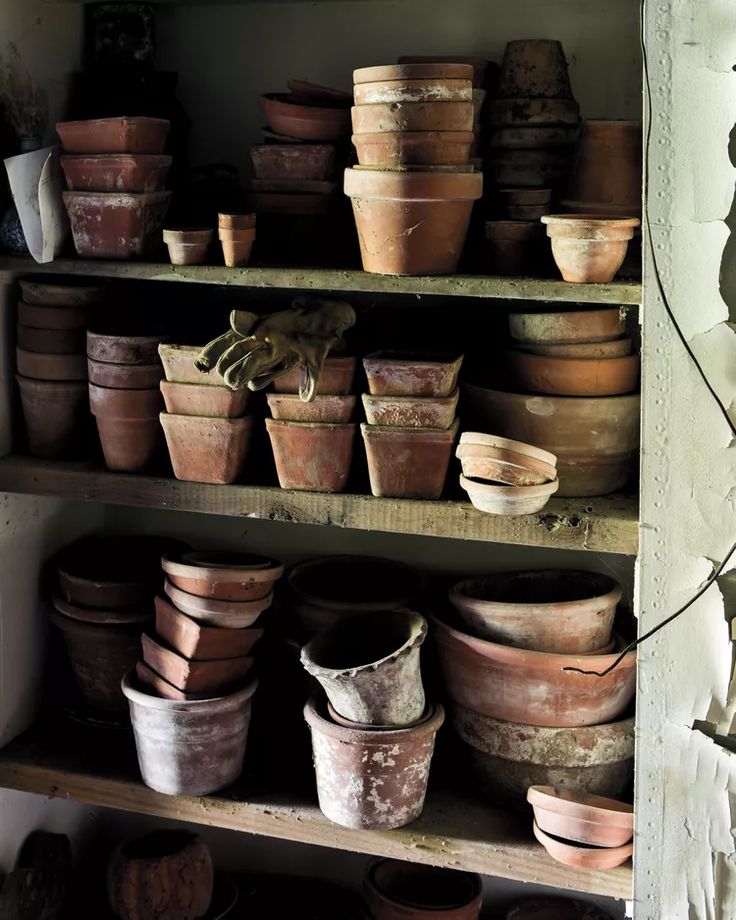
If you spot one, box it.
[17,375,90,459]
[504,897,615,920]
[122,671,258,795]
[304,698,444,829]
[364,858,482,920]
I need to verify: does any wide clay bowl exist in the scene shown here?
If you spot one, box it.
[364,858,482,918]
[532,821,633,869]
[508,307,626,345]
[507,349,640,397]
[161,552,283,601]
[527,785,634,848]
[164,580,272,628]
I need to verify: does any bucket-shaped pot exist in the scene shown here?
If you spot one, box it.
[344,168,482,275]
[362,421,458,498]
[160,413,254,484]
[17,375,90,459]
[364,858,482,920]
[541,214,640,284]
[89,383,165,472]
[304,697,444,829]
[301,610,427,725]
[122,671,258,796]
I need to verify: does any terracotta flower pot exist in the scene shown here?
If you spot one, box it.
[250,145,335,181]
[135,660,211,701]
[155,594,263,661]
[527,785,633,848]
[267,393,355,423]
[304,697,444,829]
[362,390,458,429]
[533,822,632,869]
[160,381,249,418]
[16,348,87,382]
[266,418,355,493]
[487,98,580,127]
[456,432,557,487]
[160,413,254,484]
[163,228,213,266]
[352,102,474,135]
[507,349,640,396]
[162,551,282,602]
[450,704,635,809]
[61,154,172,193]
[497,187,554,221]
[397,56,489,89]
[50,610,142,712]
[352,130,474,168]
[433,613,636,727]
[327,702,432,732]
[272,356,356,396]
[301,610,427,726]
[448,570,620,653]
[88,358,163,389]
[562,121,643,217]
[89,383,164,473]
[541,214,640,283]
[19,278,104,307]
[122,671,258,795]
[460,473,559,515]
[497,40,573,99]
[508,307,627,345]
[64,191,171,260]
[159,344,218,385]
[56,116,170,154]
[164,579,272,628]
[18,300,87,330]
[520,338,632,358]
[107,830,213,920]
[362,421,458,499]
[141,632,253,695]
[364,352,463,398]
[87,331,165,365]
[260,94,351,142]
[491,126,578,149]
[364,859,482,920]
[17,324,84,355]
[354,78,472,106]
[218,227,256,268]
[484,220,545,275]
[504,898,616,920]
[462,383,640,496]
[52,593,150,626]
[345,169,482,275]
[17,375,89,459]
[488,148,572,188]
[218,212,256,231]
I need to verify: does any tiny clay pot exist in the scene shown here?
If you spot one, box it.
[218,227,256,268]
[163,228,213,266]
[541,214,641,283]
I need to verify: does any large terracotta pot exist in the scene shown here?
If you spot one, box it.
[462,382,640,496]
[56,117,170,154]
[17,376,90,459]
[61,154,171,193]
[364,858,482,920]
[506,349,640,396]
[89,383,165,472]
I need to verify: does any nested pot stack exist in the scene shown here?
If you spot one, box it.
[16,278,102,459]
[361,352,462,498]
[127,549,283,796]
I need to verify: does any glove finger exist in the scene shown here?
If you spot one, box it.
[195,330,240,372]
[230,309,259,336]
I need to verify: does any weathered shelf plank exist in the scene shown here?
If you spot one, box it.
[0,256,642,305]
[0,728,632,900]
[0,456,639,554]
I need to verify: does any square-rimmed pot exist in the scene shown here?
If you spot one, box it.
[363,351,463,397]
[64,191,171,260]
[155,594,263,661]
[141,632,253,695]
[266,393,355,424]
[266,418,355,493]
[362,389,458,429]
[160,413,254,484]
[361,420,459,499]
[159,344,220,386]
[60,154,172,193]
[160,380,250,418]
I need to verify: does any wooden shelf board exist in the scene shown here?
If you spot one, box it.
[0,456,639,554]
[0,257,642,305]
[0,727,632,900]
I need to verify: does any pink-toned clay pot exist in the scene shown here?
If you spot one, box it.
[64,191,171,260]
[160,413,254,484]
[354,63,475,84]
[17,348,87,382]
[164,579,271,629]
[272,357,356,396]
[362,390,458,429]
[352,131,474,168]
[267,393,355,423]
[88,359,163,390]
[218,227,255,268]
[352,102,474,136]
[456,437,557,487]
[363,352,463,397]
[163,229,213,266]
[519,338,632,358]
[460,473,559,515]
[362,421,458,499]
[161,552,282,602]
[60,154,171,193]
[57,117,170,154]
[532,821,633,869]
[266,418,355,493]
[364,858,482,920]
[527,785,633,847]
[141,632,253,695]
[541,214,640,284]
[155,594,263,661]
[260,94,351,142]
[218,213,256,231]
[159,344,217,385]
[17,375,90,459]
[160,381,250,418]
[507,349,640,397]
[89,383,164,473]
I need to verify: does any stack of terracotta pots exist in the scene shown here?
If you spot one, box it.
[484,40,580,275]
[87,331,166,473]
[16,278,101,459]
[218,212,256,268]
[158,342,255,484]
[360,352,461,498]
[58,116,172,260]
[265,356,357,493]
[363,860,482,919]
[436,569,635,810]
[125,550,283,796]
[347,63,483,275]
[302,609,444,829]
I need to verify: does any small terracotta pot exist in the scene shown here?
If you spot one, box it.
[17,348,87,382]
[218,212,256,231]
[267,393,355,423]
[164,579,272,628]
[250,145,335,181]
[504,898,616,920]
[304,698,444,829]
[160,380,249,418]
[122,670,258,795]
[64,191,171,260]
[352,102,474,135]
[460,473,559,515]
[260,93,351,142]
[19,278,104,307]
[163,228,213,266]
[362,421,458,499]
[107,830,213,920]
[433,613,636,727]
[17,324,84,355]
[17,375,89,459]
[266,418,355,493]
[141,632,253,695]
[533,822,632,869]
[352,131,474,168]
[61,154,172,193]
[364,352,463,398]
[507,349,640,396]
[527,785,633,848]
[88,358,163,389]
[364,859,482,920]
[456,433,557,487]
[159,344,218,385]
[362,390,458,429]
[155,594,263,661]
[448,570,620,653]
[88,331,165,365]
[18,300,87,330]
[162,552,282,602]
[508,307,626,345]
[89,383,164,473]
[57,116,170,154]
[354,78,472,106]
[485,220,545,276]
[272,356,356,396]
[301,610,427,726]
[541,214,641,283]
[487,97,580,127]
[520,337,632,358]
[218,227,256,268]
[497,40,573,99]
[50,610,142,712]
[160,413,254,484]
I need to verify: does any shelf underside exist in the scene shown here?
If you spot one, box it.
[0,726,632,900]
[0,456,639,554]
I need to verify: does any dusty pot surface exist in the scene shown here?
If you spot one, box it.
[18,300,87,331]
[160,380,250,418]
[17,323,84,355]
[433,613,636,727]
[61,154,172,194]
[354,63,474,84]
[250,144,335,181]
[497,39,573,99]
[527,785,633,848]
[266,418,355,493]
[504,897,615,920]
[17,375,89,459]
[89,383,164,471]
[541,214,640,283]
[17,348,87,382]
[364,351,463,398]
[89,382,163,418]
[362,389,458,429]
[218,228,255,268]
[164,579,272,628]
[88,331,165,365]
[141,632,253,695]
[304,697,444,829]
[352,130,474,168]
[508,307,626,345]
[161,413,254,484]
[352,102,474,135]
[460,473,559,515]
[507,349,640,397]
[486,97,580,127]
[155,594,263,661]
[362,420,458,499]
[448,570,620,653]
[260,93,351,142]
[456,435,557,487]
[272,356,356,396]
[161,551,282,602]
[64,191,171,260]
[520,338,632,358]
[364,858,482,920]
[19,277,104,307]
[122,670,258,796]
[218,212,256,231]
[57,116,170,154]
[107,829,213,920]
[532,821,632,869]
[88,358,163,390]
[267,393,355,424]
[487,148,572,188]
[159,344,218,385]
[301,610,427,726]
[163,228,213,266]
[354,78,472,106]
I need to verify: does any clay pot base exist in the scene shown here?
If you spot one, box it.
[532,821,633,869]
[460,473,559,515]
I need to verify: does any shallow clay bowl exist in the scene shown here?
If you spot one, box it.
[266,393,355,423]
[161,552,283,601]
[532,821,633,869]
[520,338,632,358]
[52,593,151,626]
[19,278,104,307]
[460,473,559,515]
[527,785,634,847]
[507,350,640,397]
[141,632,253,694]
[456,436,557,486]
[155,594,263,660]
[508,308,626,345]
[164,579,272,628]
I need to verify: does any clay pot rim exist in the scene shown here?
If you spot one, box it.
[508,307,627,344]
[301,609,428,680]
[122,667,258,710]
[353,63,474,84]
[344,166,482,201]
[261,93,351,122]
[267,393,356,406]
[327,700,433,731]
[485,220,544,240]
[304,696,444,742]
[361,419,459,439]
[362,388,459,406]
[57,115,169,131]
[508,348,640,370]
[164,578,273,618]
[527,785,634,827]
[541,213,641,228]
[163,228,214,243]
[49,609,140,637]
[19,278,104,306]
[265,418,356,432]
[352,129,475,143]
[142,630,254,671]
[218,211,256,227]
[62,190,171,203]
[60,153,172,166]
[51,593,151,625]
[287,554,420,611]
[161,553,284,585]
[460,472,559,497]
[458,431,557,466]
[160,412,253,429]
[532,821,633,866]
[88,330,165,348]
[365,857,482,912]
[364,350,463,370]
[16,373,86,391]
[463,380,642,407]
